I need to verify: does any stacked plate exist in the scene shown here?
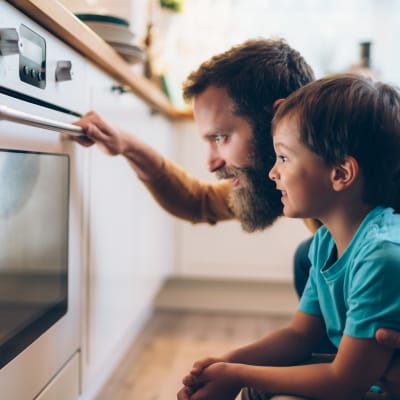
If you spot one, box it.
[76,13,146,65]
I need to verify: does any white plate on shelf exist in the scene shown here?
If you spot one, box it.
[84,21,135,44]
[107,42,147,64]
[75,14,135,45]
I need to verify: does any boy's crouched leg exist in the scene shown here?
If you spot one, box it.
[241,387,393,400]
[241,387,309,400]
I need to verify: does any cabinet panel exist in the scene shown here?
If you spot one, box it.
[81,67,175,393]
[36,353,80,400]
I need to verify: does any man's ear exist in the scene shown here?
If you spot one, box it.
[331,156,359,191]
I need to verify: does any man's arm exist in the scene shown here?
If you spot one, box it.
[68,111,234,224]
[376,329,400,396]
[142,158,234,224]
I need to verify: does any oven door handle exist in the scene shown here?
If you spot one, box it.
[0,104,85,136]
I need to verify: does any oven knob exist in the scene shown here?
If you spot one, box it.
[55,60,73,82]
[0,28,21,56]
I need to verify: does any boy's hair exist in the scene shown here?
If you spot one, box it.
[273,74,400,212]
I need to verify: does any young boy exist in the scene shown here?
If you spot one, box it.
[177,74,400,400]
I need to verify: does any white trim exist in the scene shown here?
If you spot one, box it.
[154,277,298,316]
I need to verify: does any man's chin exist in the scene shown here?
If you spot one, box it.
[231,198,280,232]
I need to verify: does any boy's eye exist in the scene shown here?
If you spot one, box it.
[278,155,288,162]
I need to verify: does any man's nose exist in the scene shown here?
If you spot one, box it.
[208,154,225,173]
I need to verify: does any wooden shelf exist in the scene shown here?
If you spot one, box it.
[8,0,193,120]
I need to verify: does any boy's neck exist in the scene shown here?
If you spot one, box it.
[321,203,373,257]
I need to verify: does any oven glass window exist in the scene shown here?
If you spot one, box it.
[0,150,69,368]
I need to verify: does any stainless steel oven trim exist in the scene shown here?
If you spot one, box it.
[0,104,84,135]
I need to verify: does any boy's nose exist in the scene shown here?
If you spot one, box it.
[269,164,278,181]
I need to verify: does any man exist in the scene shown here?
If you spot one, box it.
[69,38,400,383]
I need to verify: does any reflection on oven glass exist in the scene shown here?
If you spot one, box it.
[0,153,40,217]
[0,150,69,368]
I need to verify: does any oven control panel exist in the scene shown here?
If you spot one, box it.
[18,24,46,89]
[0,4,88,115]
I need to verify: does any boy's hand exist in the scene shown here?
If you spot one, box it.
[180,362,241,400]
[190,357,224,376]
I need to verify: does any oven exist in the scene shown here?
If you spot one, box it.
[0,2,87,398]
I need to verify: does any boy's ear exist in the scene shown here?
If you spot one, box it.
[331,156,359,191]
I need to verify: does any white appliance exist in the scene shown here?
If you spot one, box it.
[0,2,87,398]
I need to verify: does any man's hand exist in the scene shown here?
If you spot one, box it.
[376,329,400,397]
[64,111,127,156]
[376,328,400,349]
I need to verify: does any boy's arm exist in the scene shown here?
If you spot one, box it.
[233,334,392,400]
[222,311,324,366]
[184,311,394,400]
[180,311,324,399]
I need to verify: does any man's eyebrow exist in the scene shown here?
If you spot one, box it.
[204,128,229,137]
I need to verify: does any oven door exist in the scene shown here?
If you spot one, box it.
[0,93,83,399]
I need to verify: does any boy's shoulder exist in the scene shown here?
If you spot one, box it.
[354,207,400,263]
[365,207,400,242]
[311,207,400,257]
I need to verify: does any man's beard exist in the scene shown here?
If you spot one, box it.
[215,161,283,233]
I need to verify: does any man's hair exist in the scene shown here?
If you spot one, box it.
[182,38,315,226]
[183,38,315,136]
[273,73,400,212]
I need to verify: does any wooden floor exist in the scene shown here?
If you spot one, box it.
[95,310,291,400]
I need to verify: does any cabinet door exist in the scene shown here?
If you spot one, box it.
[81,68,175,392]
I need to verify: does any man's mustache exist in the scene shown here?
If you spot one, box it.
[215,167,242,180]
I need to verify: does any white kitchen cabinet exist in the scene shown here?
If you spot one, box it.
[80,66,175,398]
[35,353,80,400]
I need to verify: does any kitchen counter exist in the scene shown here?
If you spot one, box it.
[7,0,192,120]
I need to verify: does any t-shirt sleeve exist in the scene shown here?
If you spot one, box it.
[345,241,400,338]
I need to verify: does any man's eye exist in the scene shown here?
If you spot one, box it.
[214,135,225,143]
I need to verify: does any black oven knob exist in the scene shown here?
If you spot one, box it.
[23,65,30,75]
[55,60,73,82]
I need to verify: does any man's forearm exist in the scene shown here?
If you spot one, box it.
[121,131,165,181]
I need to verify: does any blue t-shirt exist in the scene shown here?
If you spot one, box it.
[299,206,400,348]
